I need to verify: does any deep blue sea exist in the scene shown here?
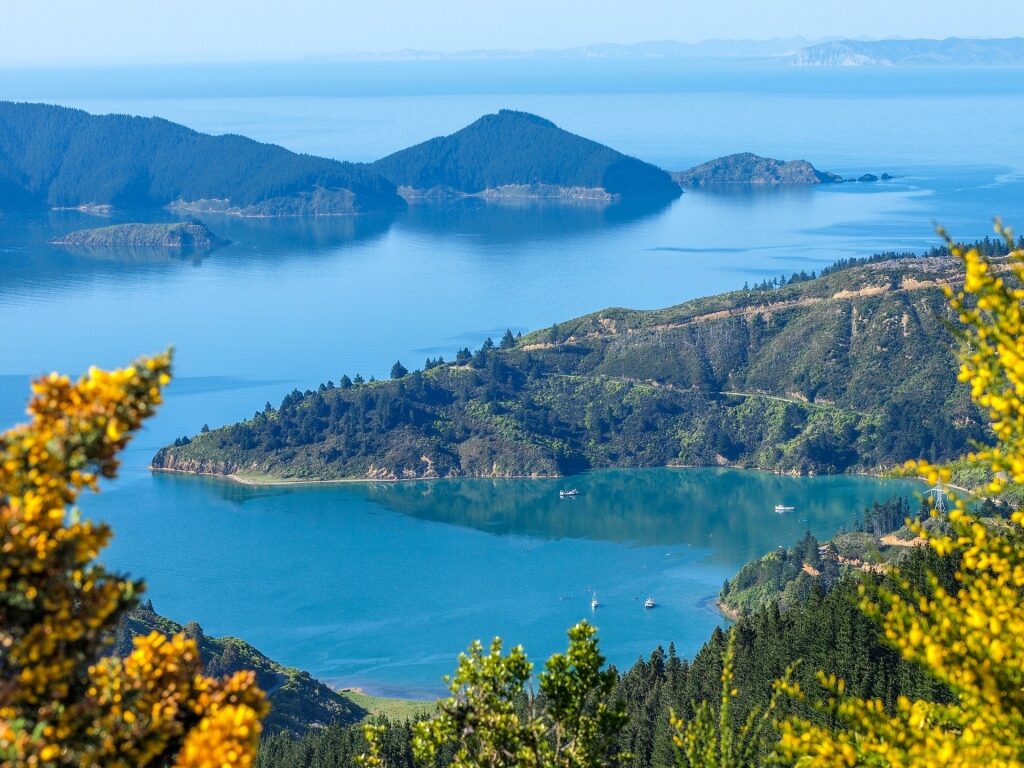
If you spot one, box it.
[0,60,1020,695]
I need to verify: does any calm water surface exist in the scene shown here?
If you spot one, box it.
[0,61,1017,694]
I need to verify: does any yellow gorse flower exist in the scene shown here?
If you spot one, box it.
[776,223,1024,767]
[0,351,267,767]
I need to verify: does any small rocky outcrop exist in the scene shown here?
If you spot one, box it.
[672,153,842,186]
[52,222,227,249]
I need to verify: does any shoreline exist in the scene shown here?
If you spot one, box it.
[715,598,741,621]
[149,462,935,489]
[149,465,565,486]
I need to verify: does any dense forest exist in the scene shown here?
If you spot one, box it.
[371,110,681,200]
[255,545,958,768]
[0,101,404,213]
[154,246,997,481]
[719,496,929,615]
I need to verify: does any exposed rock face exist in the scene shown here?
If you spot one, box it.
[51,222,227,249]
[672,153,842,186]
[149,450,239,476]
[170,187,363,217]
[398,183,615,202]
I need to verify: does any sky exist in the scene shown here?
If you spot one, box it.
[2,0,1023,65]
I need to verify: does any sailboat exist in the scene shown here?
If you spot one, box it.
[591,591,599,610]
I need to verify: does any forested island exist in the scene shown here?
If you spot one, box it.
[0,104,683,216]
[3,102,894,221]
[151,238,1024,482]
[370,110,682,202]
[51,222,227,250]
[672,153,843,186]
[0,101,404,215]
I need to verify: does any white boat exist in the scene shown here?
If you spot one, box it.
[591,591,599,610]
[644,597,655,609]
[560,488,579,498]
[774,504,795,514]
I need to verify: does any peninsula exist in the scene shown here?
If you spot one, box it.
[370,110,682,202]
[151,240,1011,483]
[51,222,227,250]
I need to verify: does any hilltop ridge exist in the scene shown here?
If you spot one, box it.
[371,110,682,202]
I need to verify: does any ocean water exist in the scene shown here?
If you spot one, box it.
[0,59,1019,694]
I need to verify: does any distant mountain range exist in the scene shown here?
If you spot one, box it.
[325,38,817,61]
[791,37,1024,66]
[316,37,1024,66]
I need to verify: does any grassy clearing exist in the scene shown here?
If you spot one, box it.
[339,689,436,722]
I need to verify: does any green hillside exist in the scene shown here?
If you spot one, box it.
[113,601,365,736]
[371,110,681,201]
[0,101,403,214]
[152,245,1008,481]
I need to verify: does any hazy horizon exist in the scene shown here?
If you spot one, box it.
[2,0,1023,66]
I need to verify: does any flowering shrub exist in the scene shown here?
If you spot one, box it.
[0,352,266,767]
[777,225,1024,766]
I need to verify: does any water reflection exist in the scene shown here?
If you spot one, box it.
[395,196,674,245]
[351,469,924,562]
[156,467,925,566]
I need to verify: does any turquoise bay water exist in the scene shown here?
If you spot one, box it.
[0,60,1020,694]
[88,467,922,697]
